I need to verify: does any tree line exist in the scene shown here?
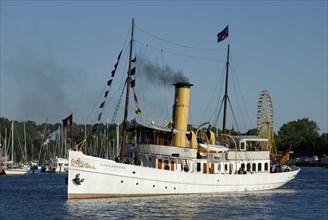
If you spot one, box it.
[0,117,327,164]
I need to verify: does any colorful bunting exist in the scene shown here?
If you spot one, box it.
[133,90,142,117]
[131,67,136,75]
[96,50,122,124]
[135,106,142,115]
[131,79,136,88]
[133,93,138,102]
[111,70,116,77]
[117,51,122,60]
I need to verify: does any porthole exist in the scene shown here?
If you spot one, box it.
[136,182,138,185]
[121,180,123,183]
[153,185,155,188]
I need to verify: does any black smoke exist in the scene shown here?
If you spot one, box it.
[1,50,96,124]
[139,61,189,86]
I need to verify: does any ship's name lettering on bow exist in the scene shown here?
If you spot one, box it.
[100,163,126,169]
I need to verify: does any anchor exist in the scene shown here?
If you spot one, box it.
[72,173,85,185]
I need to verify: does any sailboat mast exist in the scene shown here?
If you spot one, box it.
[222,44,230,134]
[24,121,27,162]
[120,18,135,161]
[11,121,14,165]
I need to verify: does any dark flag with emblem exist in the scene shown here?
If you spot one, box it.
[62,114,73,127]
[217,25,229,43]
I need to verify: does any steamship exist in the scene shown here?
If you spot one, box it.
[67,19,300,199]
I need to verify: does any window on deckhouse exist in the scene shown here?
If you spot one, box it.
[137,127,172,145]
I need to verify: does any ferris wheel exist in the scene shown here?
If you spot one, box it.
[256,90,274,138]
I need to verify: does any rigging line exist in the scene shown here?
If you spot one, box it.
[86,39,131,124]
[227,96,240,132]
[165,105,174,124]
[199,64,225,125]
[86,84,108,123]
[101,23,132,124]
[161,50,169,116]
[110,81,126,125]
[230,67,245,131]
[120,22,133,59]
[136,45,149,120]
[214,97,225,129]
[188,105,194,127]
[212,70,227,129]
[230,55,254,129]
[86,47,127,124]
[210,67,226,125]
[198,76,220,124]
[135,40,224,63]
[136,25,225,51]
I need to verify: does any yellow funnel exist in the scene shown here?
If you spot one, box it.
[172,82,193,147]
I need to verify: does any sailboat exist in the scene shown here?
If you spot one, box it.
[4,121,28,175]
[67,19,300,199]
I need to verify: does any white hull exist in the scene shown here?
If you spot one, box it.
[5,168,27,175]
[67,150,300,199]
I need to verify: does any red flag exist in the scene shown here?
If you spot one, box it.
[217,25,229,43]
[279,146,290,165]
[62,114,73,127]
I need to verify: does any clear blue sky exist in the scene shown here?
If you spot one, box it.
[1,1,327,134]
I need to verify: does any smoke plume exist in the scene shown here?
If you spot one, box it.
[140,61,189,86]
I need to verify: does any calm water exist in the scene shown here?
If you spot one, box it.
[0,167,327,220]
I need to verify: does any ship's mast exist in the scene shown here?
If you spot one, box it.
[120,18,134,161]
[222,44,230,134]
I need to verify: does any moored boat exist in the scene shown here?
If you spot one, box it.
[3,121,28,175]
[4,165,28,175]
[26,162,43,174]
[46,157,69,173]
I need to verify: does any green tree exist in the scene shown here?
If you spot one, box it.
[246,128,258,135]
[317,133,328,156]
[276,118,320,156]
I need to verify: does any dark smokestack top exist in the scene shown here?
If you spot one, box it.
[173,82,193,89]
